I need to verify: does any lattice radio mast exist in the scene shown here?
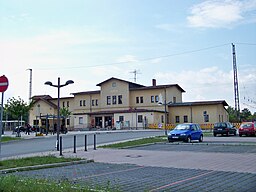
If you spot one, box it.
[232,43,240,119]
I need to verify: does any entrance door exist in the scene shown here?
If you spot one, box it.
[105,116,113,129]
[95,117,102,128]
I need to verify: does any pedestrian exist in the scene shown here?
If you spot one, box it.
[54,123,57,135]
[25,123,31,135]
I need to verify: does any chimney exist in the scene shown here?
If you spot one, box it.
[152,79,156,86]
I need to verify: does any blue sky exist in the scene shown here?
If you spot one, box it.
[1,0,256,113]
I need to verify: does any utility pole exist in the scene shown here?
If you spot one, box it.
[232,43,240,121]
[27,69,32,103]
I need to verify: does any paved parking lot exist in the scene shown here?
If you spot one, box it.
[12,161,256,192]
[2,136,256,191]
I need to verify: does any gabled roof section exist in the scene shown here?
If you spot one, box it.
[169,100,228,107]
[32,95,57,109]
[71,90,100,96]
[130,84,185,92]
[96,77,145,89]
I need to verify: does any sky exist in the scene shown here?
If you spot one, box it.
[0,0,256,113]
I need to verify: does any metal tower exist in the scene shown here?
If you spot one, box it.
[232,43,240,119]
[27,69,32,103]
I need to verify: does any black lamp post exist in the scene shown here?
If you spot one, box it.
[45,77,74,151]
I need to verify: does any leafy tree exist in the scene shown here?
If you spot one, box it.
[226,106,239,123]
[60,107,72,127]
[5,97,32,123]
[240,108,252,122]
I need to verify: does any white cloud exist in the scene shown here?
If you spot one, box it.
[187,0,256,28]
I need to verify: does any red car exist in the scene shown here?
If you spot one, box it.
[239,122,256,137]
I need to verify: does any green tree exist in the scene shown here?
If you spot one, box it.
[60,107,72,127]
[240,108,252,122]
[226,106,239,123]
[5,97,32,124]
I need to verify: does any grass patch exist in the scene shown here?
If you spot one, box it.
[1,136,22,142]
[0,156,82,170]
[0,175,99,192]
[100,136,166,149]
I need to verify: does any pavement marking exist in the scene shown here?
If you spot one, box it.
[149,170,215,192]
[73,165,145,180]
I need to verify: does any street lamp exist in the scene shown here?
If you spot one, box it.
[45,77,74,151]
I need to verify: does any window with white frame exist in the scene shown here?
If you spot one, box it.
[79,117,83,124]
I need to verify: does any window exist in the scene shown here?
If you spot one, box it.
[107,96,111,105]
[161,115,164,123]
[80,100,82,106]
[119,116,124,122]
[63,101,65,107]
[118,95,122,104]
[67,119,70,126]
[140,96,143,103]
[79,117,83,124]
[67,101,69,107]
[112,95,116,105]
[92,100,94,106]
[151,96,154,103]
[204,114,209,122]
[136,97,139,103]
[184,115,188,123]
[138,115,143,123]
[175,116,180,123]
[83,100,86,106]
[155,95,159,103]
[173,97,176,103]
[96,99,98,106]
[112,82,116,87]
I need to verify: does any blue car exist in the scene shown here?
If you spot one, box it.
[168,123,203,143]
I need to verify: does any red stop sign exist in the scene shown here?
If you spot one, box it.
[0,75,9,92]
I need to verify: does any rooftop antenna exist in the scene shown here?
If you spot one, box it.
[130,69,141,82]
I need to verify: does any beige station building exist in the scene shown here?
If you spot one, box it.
[29,77,229,131]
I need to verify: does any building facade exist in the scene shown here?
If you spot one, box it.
[29,77,229,130]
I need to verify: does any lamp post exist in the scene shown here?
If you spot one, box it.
[45,77,74,151]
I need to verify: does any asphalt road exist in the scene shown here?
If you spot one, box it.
[0,130,165,158]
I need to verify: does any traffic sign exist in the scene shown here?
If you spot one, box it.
[0,75,9,92]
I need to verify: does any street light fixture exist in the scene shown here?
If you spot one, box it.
[45,77,74,151]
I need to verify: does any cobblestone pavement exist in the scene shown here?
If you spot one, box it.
[10,162,256,192]
[2,137,256,191]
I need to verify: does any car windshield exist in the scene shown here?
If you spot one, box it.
[214,123,226,128]
[241,123,252,128]
[174,124,190,130]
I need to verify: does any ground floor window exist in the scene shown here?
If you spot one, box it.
[138,115,143,123]
[175,116,180,123]
[79,117,83,124]
[184,115,188,123]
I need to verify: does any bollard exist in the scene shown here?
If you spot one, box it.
[60,136,63,156]
[84,135,87,151]
[74,135,76,153]
[94,134,96,150]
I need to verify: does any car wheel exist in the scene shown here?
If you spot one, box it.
[239,134,242,137]
[226,132,229,137]
[187,136,191,143]
[199,135,203,142]
[234,131,237,136]
[213,133,217,137]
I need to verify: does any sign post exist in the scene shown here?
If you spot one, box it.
[0,75,9,158]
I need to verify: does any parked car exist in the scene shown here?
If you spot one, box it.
[239,122,256,137]
[213,122,237,137]
[168,123,203,143]
[14,126,26,132]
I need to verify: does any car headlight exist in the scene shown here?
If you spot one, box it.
[180,134,187,136]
